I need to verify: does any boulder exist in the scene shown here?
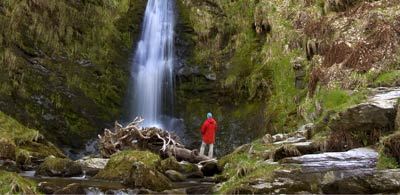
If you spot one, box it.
[200,160,222,176]
[320,87,400,151]
[123,162,172,191]
[322,169,400,194]
[165,170,186,182]
[35,156,82,177]
[76,157,108,177]
[0,138,16,160]
[94,150,160,181]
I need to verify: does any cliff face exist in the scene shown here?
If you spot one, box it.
[0,0,147,147]
[175,0,400,154]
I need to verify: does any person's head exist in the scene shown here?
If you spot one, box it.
[207,112,212,119]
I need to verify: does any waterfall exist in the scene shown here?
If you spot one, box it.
[129,0,175,127]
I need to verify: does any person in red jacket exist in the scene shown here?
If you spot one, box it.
[200,112,217,158]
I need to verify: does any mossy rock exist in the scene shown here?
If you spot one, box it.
[124,161,172,192]
[0,138,16,161]
[94,150,160,181]
[158,156,182,173]
[165,170,186,182]
[35,156,82,177]
[0,171,39,194]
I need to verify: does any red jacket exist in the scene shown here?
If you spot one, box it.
[200,118,217,144]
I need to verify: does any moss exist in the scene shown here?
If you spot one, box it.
[0,111,64,167]
[0,171,40,194]
[35,156,82,177]
[379,132,400,166]
[0,0,147,147]
[377,151,399,169]
[158,156,181,173]
[94,150,160,181]
[0,138,16,160]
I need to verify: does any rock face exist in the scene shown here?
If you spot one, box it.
[0,0,147,148]
[35,157,82,177]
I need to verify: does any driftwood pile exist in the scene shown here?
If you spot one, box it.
[98,117,211,163]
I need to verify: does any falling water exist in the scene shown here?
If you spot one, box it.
[129,0,175,127]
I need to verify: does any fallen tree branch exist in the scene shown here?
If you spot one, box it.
[98,117,211,163]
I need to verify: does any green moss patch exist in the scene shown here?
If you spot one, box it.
[94,150,160,181]
[36,156,82,177]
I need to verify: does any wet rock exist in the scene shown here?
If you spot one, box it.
[123,161,172,192]
[38,181,61,194]
[273,136,307,145]
[0,138,16,160]
[322,169,400,194]
[35,156,83,177]
[54,183,85,194]
[165,170,186,182]
[162,188,186,194]
[200,160,222,176]
[0,159,18,172]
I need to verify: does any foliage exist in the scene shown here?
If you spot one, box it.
[0,171,40,194]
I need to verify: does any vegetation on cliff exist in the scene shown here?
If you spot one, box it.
[0,0,146,147]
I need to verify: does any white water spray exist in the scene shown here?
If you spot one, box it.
[130,0,175,127]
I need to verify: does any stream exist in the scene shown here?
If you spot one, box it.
[21,170,214,194]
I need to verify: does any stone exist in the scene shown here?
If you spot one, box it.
[165,170,186,182]
[200,160,222,176]
[123,162,172,192]
[0,138,16,161]
[322,169,400,194]
[38,182,61,194]
[54,183,85,194]
[281,148,378,172]
[76,157,108,177]
[320,87,400,151]
[35,156,83,177]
